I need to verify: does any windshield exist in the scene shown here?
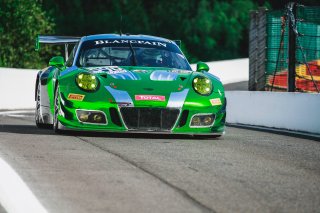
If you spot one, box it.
[76,39,192,70]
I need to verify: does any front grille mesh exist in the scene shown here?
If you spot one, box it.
[109,107,122,127]
[177,110,189,127]
[120,107,180,131]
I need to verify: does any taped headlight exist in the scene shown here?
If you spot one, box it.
[76,73,99,91]
[192,76,212,95]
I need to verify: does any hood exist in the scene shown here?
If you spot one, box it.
[84,66,194,93]
[61,65,223,107]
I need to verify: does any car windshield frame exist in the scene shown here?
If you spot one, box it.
[75,39,192,70]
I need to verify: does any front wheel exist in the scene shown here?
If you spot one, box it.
[53,86,62,133]
[35,83,51,129]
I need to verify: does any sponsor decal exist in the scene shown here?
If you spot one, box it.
[169,69,192,74]
[94,39,167,48]
[87,66,139,80]
[133,70,149,73]
[210,98,222,106]
[87,66,127,74]
[135,95,166,102]
[68,93,85,101]
[107,67,127,74]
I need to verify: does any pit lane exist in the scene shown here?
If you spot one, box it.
[0,110,319,213]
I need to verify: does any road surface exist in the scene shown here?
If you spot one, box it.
[0,110,319,213]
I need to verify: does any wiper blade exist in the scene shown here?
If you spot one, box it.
[128,41,137,66]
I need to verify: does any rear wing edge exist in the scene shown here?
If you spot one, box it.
[35,35,81,60]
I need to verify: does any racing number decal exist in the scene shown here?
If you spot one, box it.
[88,66,127,74]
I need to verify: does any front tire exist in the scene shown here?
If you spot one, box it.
[35,83,51,129]
[53,86,62,133]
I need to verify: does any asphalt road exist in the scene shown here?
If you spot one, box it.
[0,110,319,213]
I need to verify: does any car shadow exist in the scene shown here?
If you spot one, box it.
[64,130,221,140]
[0,124,221,140]
[0,124,56,135]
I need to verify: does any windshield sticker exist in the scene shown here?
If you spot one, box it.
[94,40,167,48]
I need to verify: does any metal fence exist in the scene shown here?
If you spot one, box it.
[249,4,320,93]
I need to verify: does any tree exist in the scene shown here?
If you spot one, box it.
[148,0,255,62]
[1,0,260,68]
[257,0,320,9]
[0,0,55,68]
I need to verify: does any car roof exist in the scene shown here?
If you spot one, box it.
[82,34,173,43]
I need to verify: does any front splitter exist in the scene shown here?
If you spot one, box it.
[58,121,224,137]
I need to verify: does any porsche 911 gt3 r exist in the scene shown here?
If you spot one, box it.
[35,34,226,136]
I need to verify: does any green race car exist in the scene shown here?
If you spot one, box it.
[35,34,226,136]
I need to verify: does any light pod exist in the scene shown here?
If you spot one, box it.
[192,76,212,95]
[76,73,99,91]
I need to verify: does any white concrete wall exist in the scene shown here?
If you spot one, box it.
[226,91,320,134]
[190,58,249,84]
[0,68,38,110]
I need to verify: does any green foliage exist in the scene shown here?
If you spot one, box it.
[0,0,55,68]
[258,0,320,9]
[42,0,256,63]
[43,0,151,36]
[146,0,256,62]
[1,0,260,68]
[5,0,319,68]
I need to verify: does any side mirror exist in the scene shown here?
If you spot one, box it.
[196,62,209,72]
[49,56,65,68]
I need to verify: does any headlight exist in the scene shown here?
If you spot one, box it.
[192,76,212,95]
[76,73,99,91]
